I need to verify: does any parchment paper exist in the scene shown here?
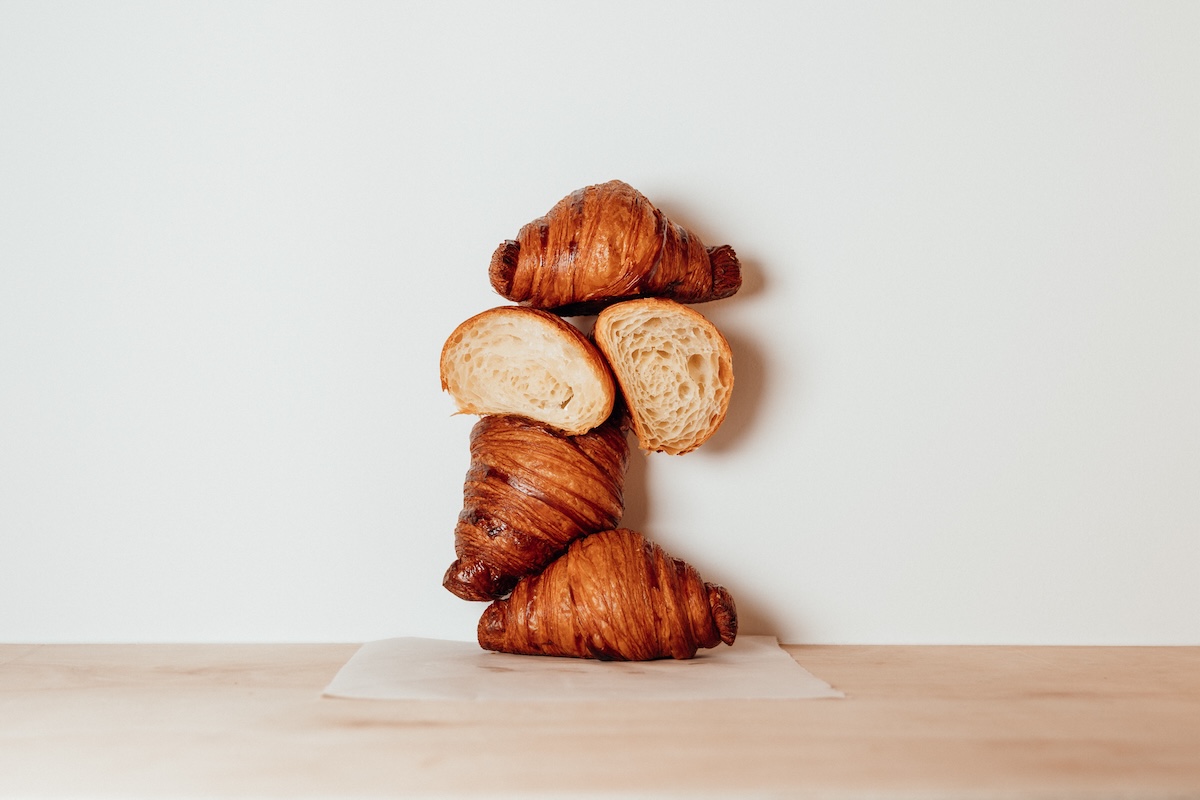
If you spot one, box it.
[322,635,843,701]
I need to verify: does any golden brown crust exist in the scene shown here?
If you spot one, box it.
[443,413,630,601]
[490,181,742,315]
[477,528,737,660]
[488,240,521,299]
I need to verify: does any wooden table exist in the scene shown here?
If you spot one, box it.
[1,643,1197,797]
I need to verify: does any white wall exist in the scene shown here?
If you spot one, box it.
[2,2,1196,645]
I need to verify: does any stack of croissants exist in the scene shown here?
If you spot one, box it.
[440,180,742,661]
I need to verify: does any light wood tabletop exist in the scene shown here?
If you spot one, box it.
[1,642,1197,798]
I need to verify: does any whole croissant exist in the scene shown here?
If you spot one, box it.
[443,413,629,602]
[478,528,737,660]
[489,180,742,316]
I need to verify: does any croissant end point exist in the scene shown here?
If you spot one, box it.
[443,559,510,602]
[476,603,507,649]
[707,244,742,300]
[489,240,521,299]
[709,584,738,646]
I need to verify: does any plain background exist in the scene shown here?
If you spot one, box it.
[1,1,1196,645]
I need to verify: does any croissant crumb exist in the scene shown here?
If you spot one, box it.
[594,298,733,455]
[439,306,615,436]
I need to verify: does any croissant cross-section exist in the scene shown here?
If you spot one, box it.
[440,306,615,436]
[595,298,733,455]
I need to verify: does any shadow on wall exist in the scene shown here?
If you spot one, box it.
[643,190,771,452]
[606,250,773,517]
[593,188,790,643]
[650,203,784,640]
[727,584,793,640]
[583,244,770,518]
[622,450,790,641]
[650,201,767,295]
[620,272,783,640]
[618,437,652,536]
[700,317,768,455]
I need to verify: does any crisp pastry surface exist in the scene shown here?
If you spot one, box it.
[489,180,742,315]
[477,528,737,660]
[443,413,629,602]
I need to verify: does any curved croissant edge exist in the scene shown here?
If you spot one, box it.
[488,239,521,300]
[488,239,744,318]
[444,558,517,603]
[706,244,742,301]
[710,583,738,646]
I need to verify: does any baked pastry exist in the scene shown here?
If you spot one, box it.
[443,412,630,601]
[594,298,733,455]
[489,180,742,316]
[478,528,737,660]
[440,306,615,435]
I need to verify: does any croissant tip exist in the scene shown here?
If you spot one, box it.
[707,244,742,300]
[476,604,505,651]
[443,559,509,602]
[489,239,520,298]
[709,584,738,645]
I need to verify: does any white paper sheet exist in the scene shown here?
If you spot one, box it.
[322,635,843,701]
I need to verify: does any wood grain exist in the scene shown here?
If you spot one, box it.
[0,643,1196,797]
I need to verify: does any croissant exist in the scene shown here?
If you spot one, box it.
[443,412,630,602]
[440,305,615,436]
[489,180,743,316]
[595,298,733,455]
[477,528,738,661]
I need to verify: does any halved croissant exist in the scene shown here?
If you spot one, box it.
[478,528,737,660]
[489,180,742,316]
[440,306,615,436]
[594,298,733,455]
[443,412,629,602]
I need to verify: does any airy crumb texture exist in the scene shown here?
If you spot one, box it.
[595,298,733,455]
[440,306,615,435]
